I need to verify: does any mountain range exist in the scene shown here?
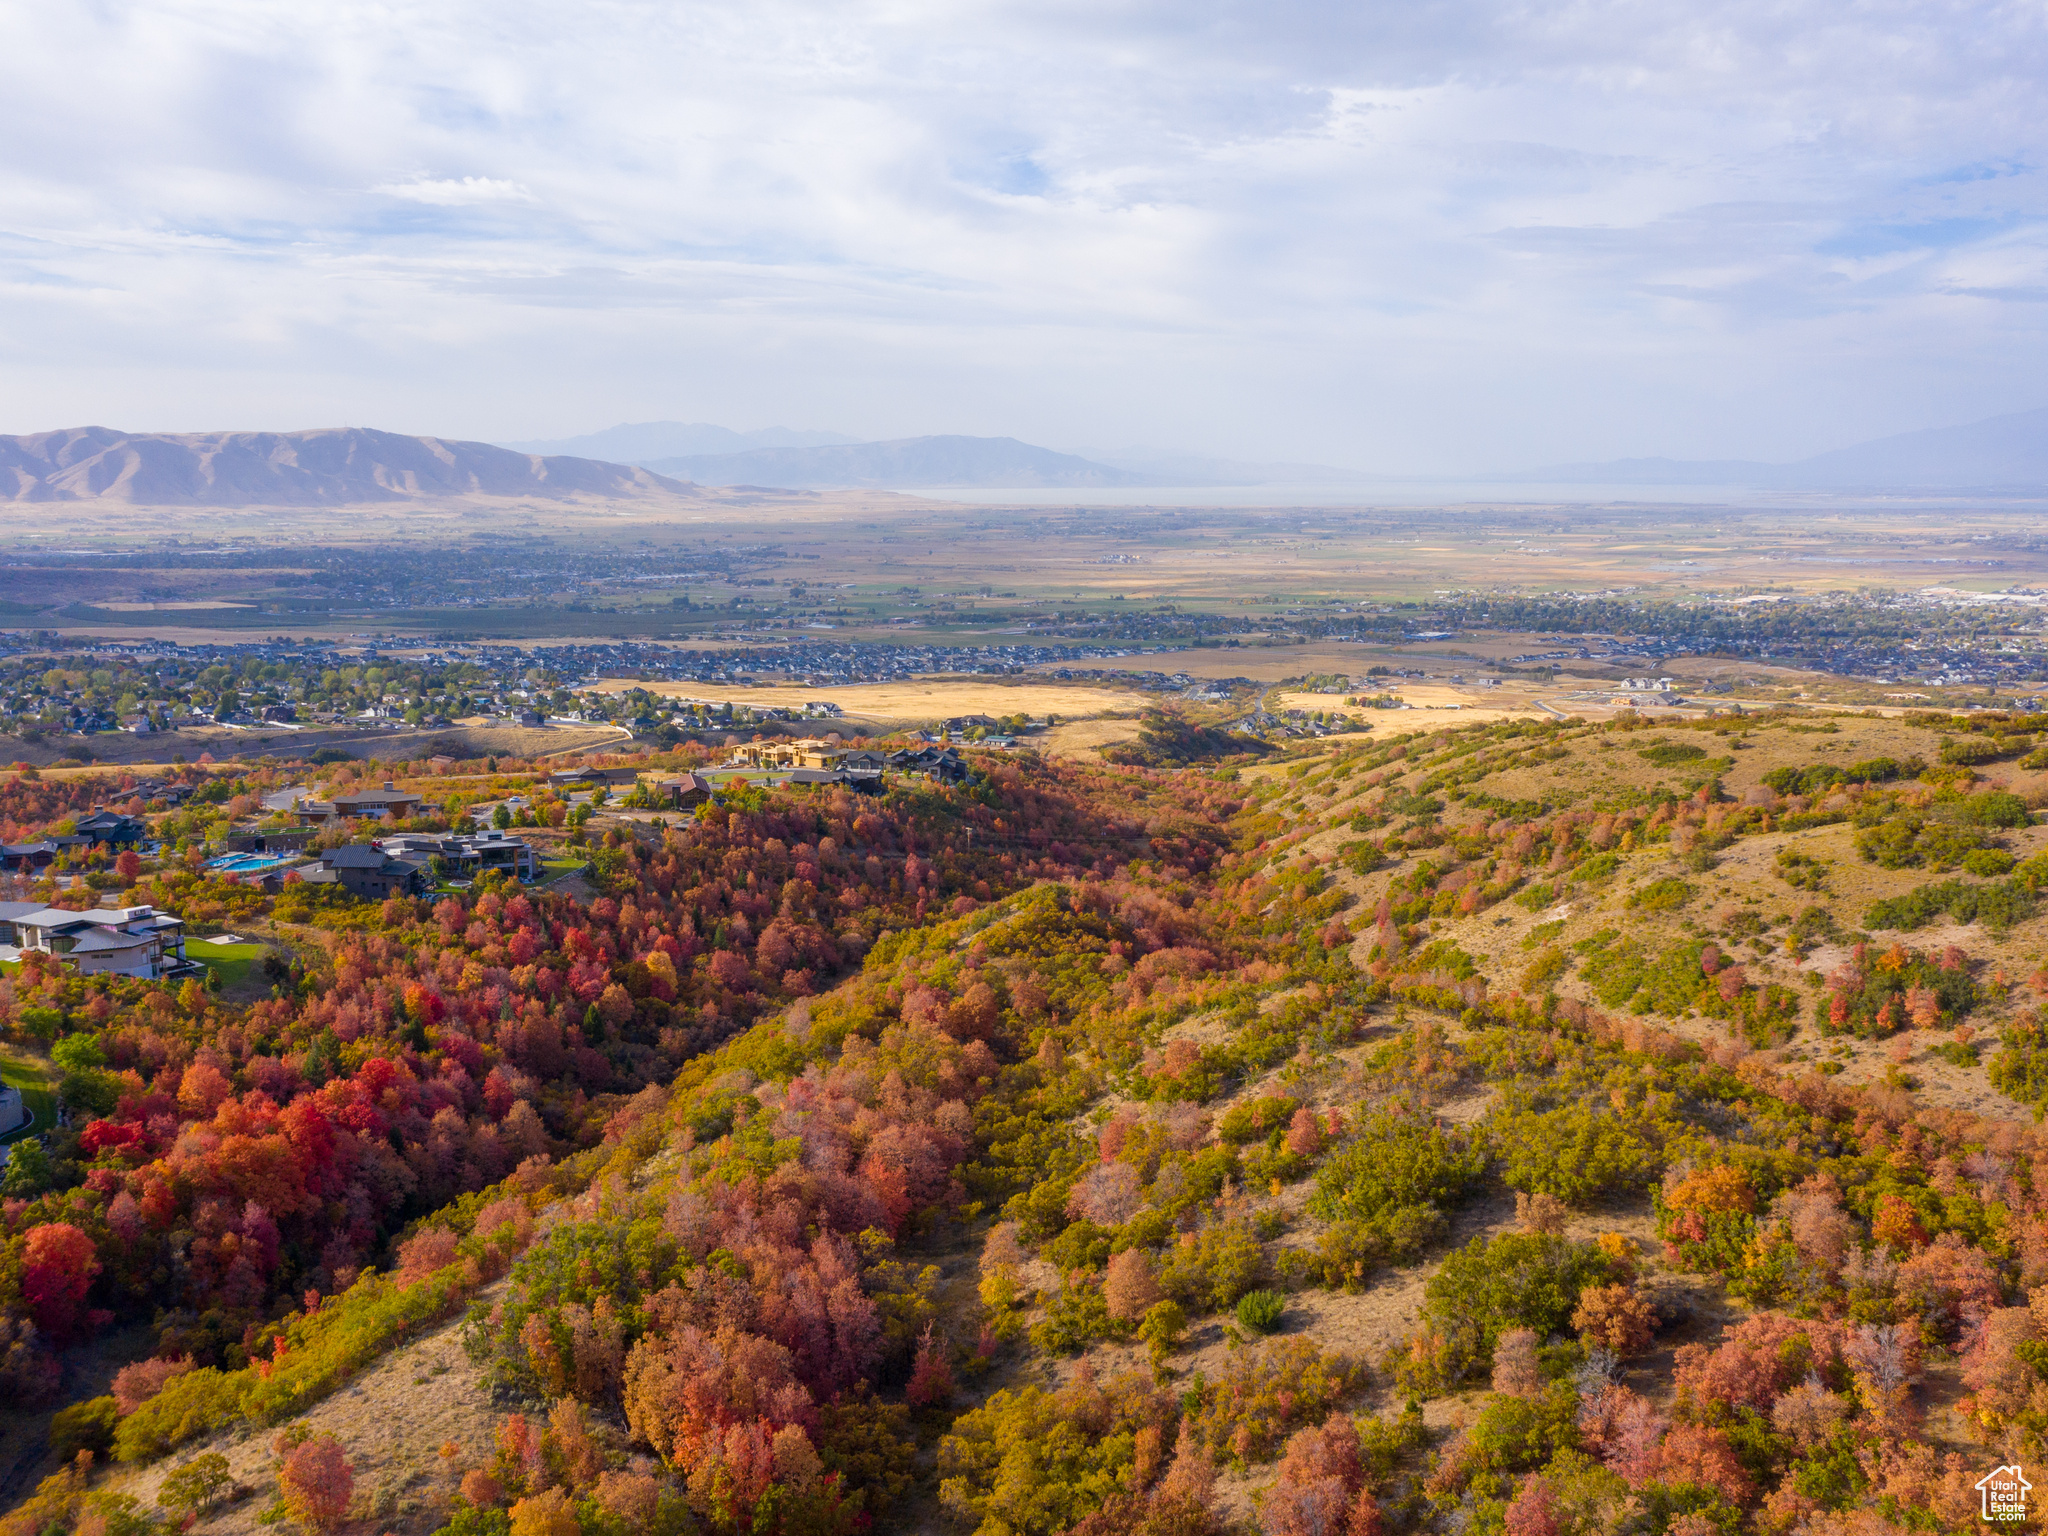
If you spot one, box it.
[1531,406,2048,489]
[0,427,695,506]
[498,424,1371,487]
[640,435,1153,489]
[4,408,2040,505]
[501,421,857,461]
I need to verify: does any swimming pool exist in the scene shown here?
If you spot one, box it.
[207,853,289,872]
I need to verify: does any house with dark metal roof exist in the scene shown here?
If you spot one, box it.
[377,831,542,882]
[548,766,642,787]
[0,840,60,873]
[72,810,146,847]
[887,746,968,783]
[313,843,429,899]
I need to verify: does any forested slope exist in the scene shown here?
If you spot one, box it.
[8,709,2048,1536]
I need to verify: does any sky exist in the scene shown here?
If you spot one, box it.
[2,0,2045,473]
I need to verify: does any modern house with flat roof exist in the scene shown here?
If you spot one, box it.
[548,766,642,787]
[10,905,195,979]
[377,831,542,882]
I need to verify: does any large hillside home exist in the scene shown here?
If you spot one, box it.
[377,830,542,882]
[73,810,146,847]
[11,905,194,978]
[298,782,426,823]
[547,766,642,787]
[644,772,713,810]
[733,738,845,770]
[309,844,429,899]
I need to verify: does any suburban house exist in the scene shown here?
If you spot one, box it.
[0,901,44,944]
[307,844,429,899]
[298,782,426,822]
[10,905,194,979]
[221,828,319,855]
[548,766,642,788]
[733,738,845,770]
[72,810,146,848]
[888,746,968,783]
[377,830,543,882]
[643,772,713,810]
[0,840,66,873]
[786,767,883,793]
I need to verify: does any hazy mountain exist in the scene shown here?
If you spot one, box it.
[502,421,857,463]
[1531,406,2048,489]
[1522,455,1781,485]
[645,435,1150,488]
[1075,446,1375,485]
[0,426,697,505]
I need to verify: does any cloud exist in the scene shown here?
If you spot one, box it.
[372,176,536,206]
[0,0,2043,468]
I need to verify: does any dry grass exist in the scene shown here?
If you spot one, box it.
[108,1288,504,1536]
[588,676,1155,727]
[1036,717,1146,759]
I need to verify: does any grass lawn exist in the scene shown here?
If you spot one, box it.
[188,939,273,995]
[1,1052,55,1145]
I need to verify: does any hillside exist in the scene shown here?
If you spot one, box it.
[0,428,698,506]
[4,712,2046,1536]
[643,434,1150,488]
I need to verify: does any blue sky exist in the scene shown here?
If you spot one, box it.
[1,0,2043,471]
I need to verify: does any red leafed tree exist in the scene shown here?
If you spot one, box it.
[1285,1107,1325,1158]
[22,1224,100,1342]
[906,1323,954,1408]
[279,1436,354,1531]
[1503,1474,1563,1536]
[1264,1418,1365,1536]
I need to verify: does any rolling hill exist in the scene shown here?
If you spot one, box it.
[0,427,699,506]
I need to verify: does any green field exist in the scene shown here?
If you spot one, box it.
[188,940,273,994]
[1,1052,54,1145]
